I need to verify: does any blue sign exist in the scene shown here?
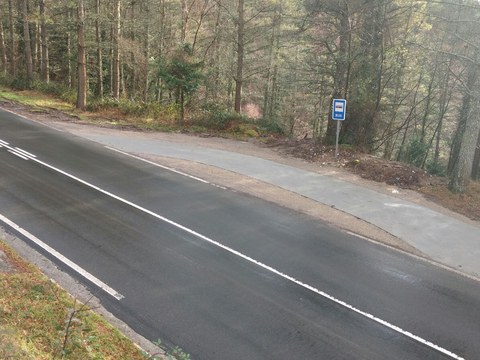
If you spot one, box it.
[332,99,347,121]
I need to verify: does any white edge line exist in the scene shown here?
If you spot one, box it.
[0,106,65,132]
[0,213,124,301]
[105,146,210,184]
[24,152,464,359]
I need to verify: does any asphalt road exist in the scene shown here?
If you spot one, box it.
[1,109,480,359]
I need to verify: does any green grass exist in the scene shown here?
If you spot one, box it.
[0,85,279,141]
[0,240,152,359]
[0,87,75,112]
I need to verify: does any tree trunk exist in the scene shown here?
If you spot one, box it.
[7,0,16,76]
[448,67,476,175]
[471,128,480,180]
[143,0,150,101]
[21,0,33,82]
[95,0,103,97]
[181,0,188,43]
[234,0,244,113]
[39,0,49,83]
[263,5,281,122]
[0,20,7,75]
[324,2,349,144]
[67,14,72,89]
[76,0,87,110]
[112,0,121,99]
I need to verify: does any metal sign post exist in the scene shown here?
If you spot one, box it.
[332,99,346,157]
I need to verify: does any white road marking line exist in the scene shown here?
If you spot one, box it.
[0,139,10,146]
[7,149,29,160]
[0,213,124,300]
[105,146,210,184]
[1,141,465,359]
[15,147,37,158]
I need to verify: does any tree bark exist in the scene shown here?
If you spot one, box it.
[76,0,87,110]
[471,128,480,180]
[67,10,72,89]
[143,0,150,101]
[39,0,49,83]
[324,2,349,145]
[234,0,244,113]
[95,0,103,97]
[21,0,33,82]
[181,0,188,43]
[112,0,121,99]
[7,0,16,76]
[0,20,7,75]
[263,5,281,122]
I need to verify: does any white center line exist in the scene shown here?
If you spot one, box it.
[7,149,29,160]
[0,140,465,359]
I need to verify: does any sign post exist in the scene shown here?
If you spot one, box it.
[332,99,346,157]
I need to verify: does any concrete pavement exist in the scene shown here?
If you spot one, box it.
[68,131,480,279]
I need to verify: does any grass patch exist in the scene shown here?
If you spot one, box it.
[0,87,74,112]
[0,240,152,359]
[0,85,277,140]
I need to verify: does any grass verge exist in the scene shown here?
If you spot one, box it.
[0,87,75,113]
[0,85,279,140]
[0,240,159,359]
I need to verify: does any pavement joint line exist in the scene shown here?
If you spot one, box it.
[0,213,124,301]
[2,140,465,360]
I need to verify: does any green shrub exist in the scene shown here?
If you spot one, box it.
[401,136,429,167]
[4,76,32,90]
[59,88,77,104]
[426,160,447,177]
[86,98,179,123]
[196,106,248,130]
[256,118,284,135]
[32,80,69,98]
